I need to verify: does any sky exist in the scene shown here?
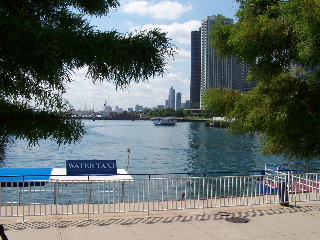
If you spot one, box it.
[64,0,239,111]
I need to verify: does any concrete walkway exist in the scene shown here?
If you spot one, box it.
[1,202,319,240]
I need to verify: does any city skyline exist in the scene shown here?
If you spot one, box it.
[74,86,188,112]
[63,0,239,110]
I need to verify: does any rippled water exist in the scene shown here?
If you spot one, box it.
[3,120,290,174]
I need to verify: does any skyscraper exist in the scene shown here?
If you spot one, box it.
[190,29,201,108]
[176,92,181,110]
[198,15,253,107]
[168,86,175,109]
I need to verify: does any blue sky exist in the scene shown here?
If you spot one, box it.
[64,0,239,111]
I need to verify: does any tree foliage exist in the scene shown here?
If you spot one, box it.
[0,0,175,148]
[210,0,320,159]
[174,108,187,117]
[149,108,175,117]
[229,74,320,159]
[202,88,242,117]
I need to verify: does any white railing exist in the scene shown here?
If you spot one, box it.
[1,173,320,219]
[264,164,320,201]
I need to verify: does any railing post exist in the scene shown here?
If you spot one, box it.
[202,177,205,216]
[278,173,289,206]
[53,181,58,205]
[22,176,25,223]
[203,172,206,212]
[87,175,91,221]
[121,182,125,203]
[147,175,151,218]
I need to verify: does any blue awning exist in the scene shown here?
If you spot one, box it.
[0,168,53,187]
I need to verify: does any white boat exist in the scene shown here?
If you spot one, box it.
[153,117,177,126]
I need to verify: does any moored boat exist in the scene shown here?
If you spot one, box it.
[153,117,177,126]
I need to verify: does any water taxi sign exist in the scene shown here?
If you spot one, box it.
[66,160,117,175]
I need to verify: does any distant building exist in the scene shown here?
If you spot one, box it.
[157,105,165,109]
[168,86,175,109]
[176,92,182,109]
[242,64,254,92]
[113,106,123,113]
[128,108,133,112]
[185,100,191,109]
[135,104,143,112]
[165,100,169,109]
[106,106,112,113]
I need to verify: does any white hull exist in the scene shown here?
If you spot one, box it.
[153,117,177,126]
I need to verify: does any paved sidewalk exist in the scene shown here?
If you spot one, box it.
[1,202,320,240]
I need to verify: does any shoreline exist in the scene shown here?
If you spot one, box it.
[72,117,210,122]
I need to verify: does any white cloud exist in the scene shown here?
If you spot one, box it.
[157,72,186,83]
[122,1,192,20]
[175,48,190,62]
[65,66,190,110]
[132,20,201,45]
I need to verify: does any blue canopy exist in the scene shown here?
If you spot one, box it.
[0,168,53,187]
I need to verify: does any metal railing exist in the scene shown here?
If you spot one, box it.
[1,172,320,219]
[264,164,320,202]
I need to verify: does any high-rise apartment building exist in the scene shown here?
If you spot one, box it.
[176,92,181,110]
[195,15,254,108]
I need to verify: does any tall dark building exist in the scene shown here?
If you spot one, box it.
[190,29,201,108]
[176,92,181,109]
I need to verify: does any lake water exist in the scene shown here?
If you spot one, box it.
[2,120,294,175]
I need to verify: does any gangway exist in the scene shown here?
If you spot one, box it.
[259,164,320,195]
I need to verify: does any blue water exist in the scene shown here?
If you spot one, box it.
[2,120,293,174]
